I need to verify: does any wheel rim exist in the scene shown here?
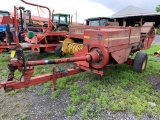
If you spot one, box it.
[142,58,147,70]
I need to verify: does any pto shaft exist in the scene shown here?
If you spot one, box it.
[25,50,99,66]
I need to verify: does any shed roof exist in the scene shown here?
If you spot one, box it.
[111,5,152,18]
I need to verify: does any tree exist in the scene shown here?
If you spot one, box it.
[156,5,160,12]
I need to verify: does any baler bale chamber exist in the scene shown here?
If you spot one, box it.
[0,22,155,92]
[57,22,154,57]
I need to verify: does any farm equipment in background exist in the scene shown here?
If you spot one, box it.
[23,9,46,28]
[0,22,155,92]
[0,10,12,42]
[0,0,68,53]
[85,17,118,26]
[0,8,45,43]
[52,13,72,32]
[0,6,24,53]
[19,0,67,52]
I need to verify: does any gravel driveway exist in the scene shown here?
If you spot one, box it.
[152,35,160,45]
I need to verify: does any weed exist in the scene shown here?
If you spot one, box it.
[45,111,51,116]
[44,81,52,88]
[0,113,7,118]
[80,94,89,102]
[14,112,20,117]
[0,98,3,103]
[70,95,80,105]
[66,105,77,116]
[24,110,29,113]
[42,88,50,94]
[81,108,88,119]
[7,89,20,96]
[21,114,27,120]
[35,91,41,95]
[14,101,20,107]
[51,90,60,100]
[28,86,35,92]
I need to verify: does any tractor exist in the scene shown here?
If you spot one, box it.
[52,13,72,32]
[86,17,110,26]
[86,17,119,26]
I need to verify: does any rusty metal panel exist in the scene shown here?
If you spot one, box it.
[69,25,126,39]
[108,29,130,47]
[143,22,155,27]
[108,44,129,52]
[129,27,141,44]
[141,26,152,34]
[83,28,130,48]
[111,48,131,64]
[83,28,109,47]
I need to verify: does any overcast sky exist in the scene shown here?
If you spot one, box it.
[0,0,160,23]
[92,0,160,13]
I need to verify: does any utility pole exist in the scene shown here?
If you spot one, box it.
[75,10,77,23]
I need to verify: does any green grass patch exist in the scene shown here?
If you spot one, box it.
[14,112,20,117]
[0,113,7,118]
[45,111,51,116]
[21,114,27,120]
[144,44,160,55]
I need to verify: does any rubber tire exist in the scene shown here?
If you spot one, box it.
[57,26,69,32]
[55,44,63,57]
[133,51,148,73]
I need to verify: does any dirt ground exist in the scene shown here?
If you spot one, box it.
[0,35,160,120]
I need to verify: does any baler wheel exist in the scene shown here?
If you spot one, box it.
[133,52,148,73]
[55,44,63,57]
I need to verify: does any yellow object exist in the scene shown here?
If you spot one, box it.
[154,50,160,56]
[62,38,83,54]
[10,50,16,58]
[155,28,158,34]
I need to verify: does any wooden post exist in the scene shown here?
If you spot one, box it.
[140,17,143,26]
[123,19,126,27]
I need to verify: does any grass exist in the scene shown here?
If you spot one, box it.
[66,105,77,116]
[21,114,27,120]
[14,112,20,117]
[45,111,51,116]
[13,101,20,107]
[0,45,160,119]
[0,113,7,118]
[53,45,160,118]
